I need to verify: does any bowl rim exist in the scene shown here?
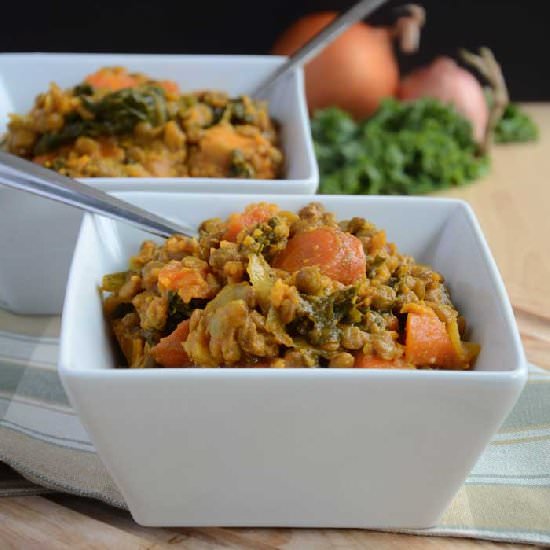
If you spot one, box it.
[0,52,289,62]
[58,194,527,381]
[0,52,318,186]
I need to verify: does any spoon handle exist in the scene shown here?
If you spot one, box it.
[252,0,388,98]
[0,152,194,239]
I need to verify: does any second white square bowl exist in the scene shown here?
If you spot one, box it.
[59,193,527,528]
[0,54,317,314]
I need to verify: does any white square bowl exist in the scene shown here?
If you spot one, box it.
[0,53,317,191]
[59,194,527,528]
[0,53,317,314]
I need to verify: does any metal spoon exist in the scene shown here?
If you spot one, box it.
[0,151,194,238]
[252,0,388,98]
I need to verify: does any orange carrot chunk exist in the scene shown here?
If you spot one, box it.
[273,227,366,285]
[223,203,280,242]
[405,311,464,368]
[84,67,139,91]
[354,352,411,369]
[150,320,192,367]
[99,139,124,159]
[158,80,180,96]
[157,261,212,303]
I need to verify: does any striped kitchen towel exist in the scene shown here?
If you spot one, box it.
[1,307,549,545]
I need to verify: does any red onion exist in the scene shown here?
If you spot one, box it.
[399,56,489,143]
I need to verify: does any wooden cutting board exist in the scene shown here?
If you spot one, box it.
[438,103,550,369]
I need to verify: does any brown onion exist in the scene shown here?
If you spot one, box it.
[273,6,425,119]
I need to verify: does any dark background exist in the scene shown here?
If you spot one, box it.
[2,0,548,100]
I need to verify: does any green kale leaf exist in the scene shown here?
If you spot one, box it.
[312,99,489,196]
[289,286,359,345]
[494,103,538,143]
[164,292,207,335]
[33,85,168,155]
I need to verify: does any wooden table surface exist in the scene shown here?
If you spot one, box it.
[1,105,548,549]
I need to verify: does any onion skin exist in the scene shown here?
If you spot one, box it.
[399,56,489,142]
[273,12,399,119]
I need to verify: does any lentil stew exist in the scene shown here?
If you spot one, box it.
[101,202,480,369]
[2,67,283,179]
